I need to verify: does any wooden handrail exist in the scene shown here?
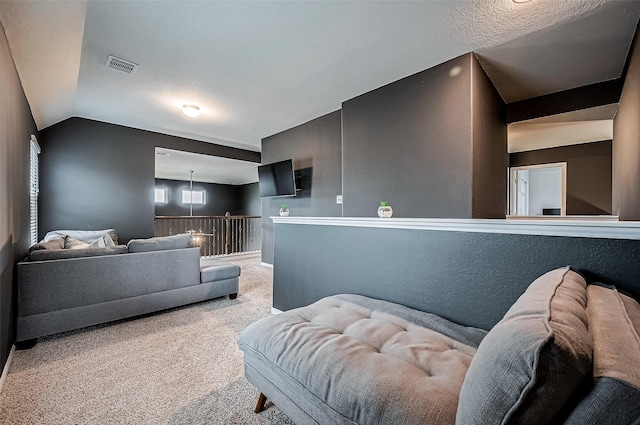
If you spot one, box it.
[155,215,260,219]
[153,215,261,256]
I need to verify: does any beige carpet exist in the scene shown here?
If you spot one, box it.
[0,254,294,425]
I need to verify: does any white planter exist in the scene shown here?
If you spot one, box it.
[377,205,393,218]
[279,208,290,217]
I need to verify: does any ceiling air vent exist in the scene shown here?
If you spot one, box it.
[105,55,138,75]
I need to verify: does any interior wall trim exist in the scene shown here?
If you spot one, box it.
[271,216,640,240]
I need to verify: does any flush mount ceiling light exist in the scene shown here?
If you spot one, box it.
[512,0,532,3]
[182,104,200,117]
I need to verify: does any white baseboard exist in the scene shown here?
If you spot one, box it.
[271,307,283,315]
[261,262,273,268]
[0,345,15,395]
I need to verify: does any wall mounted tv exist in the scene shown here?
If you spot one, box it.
[258,159,297,197]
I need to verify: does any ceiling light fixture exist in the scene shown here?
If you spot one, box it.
[183,104,200,117]
[512,0,532,3]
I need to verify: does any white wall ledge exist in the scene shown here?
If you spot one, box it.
[271,216,640,240]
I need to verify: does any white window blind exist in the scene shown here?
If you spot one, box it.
[29,135,40,246]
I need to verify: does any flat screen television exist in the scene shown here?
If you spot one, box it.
[258,159,296,197]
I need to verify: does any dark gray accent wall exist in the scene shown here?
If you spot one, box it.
[39,118,260,243]
[613,25,640,220]
[154,178,247,216]
[342,53,506,218]
[510,141,613,215]
[342,54,472,218]
[238,182,261,216]
[472,55,508,218]
[260,110,343,264]
[273,223,640,330]
[0,20,38,369]
[506,80,623,124]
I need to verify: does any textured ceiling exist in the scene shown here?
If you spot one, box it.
[1,0,639,182]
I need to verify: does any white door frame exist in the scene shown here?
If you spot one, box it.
[508,162,567,216]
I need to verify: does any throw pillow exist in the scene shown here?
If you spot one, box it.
[28,238,65,252]
[64,235,90,250]
[562,284,640,424]
[88,234,116,248]
[455,267,592,425]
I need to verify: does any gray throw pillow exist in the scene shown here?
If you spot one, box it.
[456,267,592,425]
[562,284,640,425]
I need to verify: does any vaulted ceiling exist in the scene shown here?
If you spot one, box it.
[2,0,639,156]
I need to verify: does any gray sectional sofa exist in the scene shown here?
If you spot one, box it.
[238,268,640,425]
[17,231,240,344]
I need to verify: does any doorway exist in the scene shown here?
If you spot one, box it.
[509,162,567,217]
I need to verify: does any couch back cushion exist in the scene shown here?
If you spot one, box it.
[456,267,592,425]
[127,234,193,253]
[562,284,640,425]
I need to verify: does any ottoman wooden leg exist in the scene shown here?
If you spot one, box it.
[254,392,267,413]
[229,292,238,300]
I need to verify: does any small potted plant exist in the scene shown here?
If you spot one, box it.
[279,204,290,217]
[378,201,393,218]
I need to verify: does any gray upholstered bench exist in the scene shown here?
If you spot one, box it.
[200,258,241,299]
[238,293,488,424]
[238,268,640,425]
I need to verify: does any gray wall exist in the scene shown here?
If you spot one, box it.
[510,141,612,215]
[239,182,261,216]
[273,222,640,330]
[613,26,640,220]
[342,53,506,218]
[342,54,473,217]
[154,178,254,216]
[472,56,508,218]
[0,20,38,369]
[260,110,343,264]
[260,54,506,263]
[39,118,260,243]
[506,80,623,124]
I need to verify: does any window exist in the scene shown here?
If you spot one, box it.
[154,188,168,203]
[29,135,40,246]
[182,190,205,205]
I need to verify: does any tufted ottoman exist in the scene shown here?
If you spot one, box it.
[238,294,487,425]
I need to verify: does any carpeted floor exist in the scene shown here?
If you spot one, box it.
[0,253,294,425]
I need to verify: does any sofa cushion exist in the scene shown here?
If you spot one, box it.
[200,258,241,283]
[456,267,592,425]
[562,284,640,425]
[127,234,193,253]
[27,245,128,261]
[239,294,487,425]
